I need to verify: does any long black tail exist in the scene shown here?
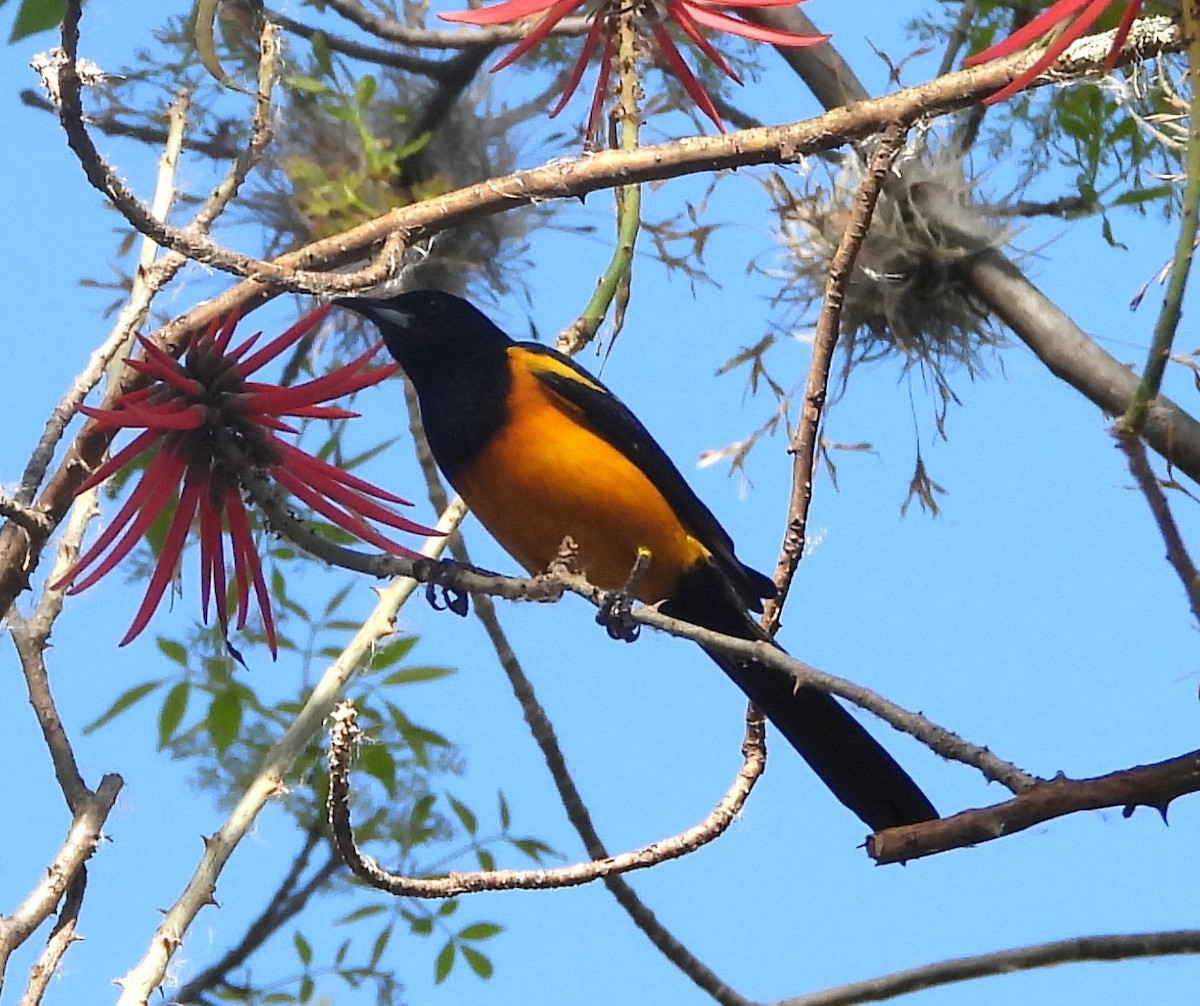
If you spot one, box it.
[662,572,937,832]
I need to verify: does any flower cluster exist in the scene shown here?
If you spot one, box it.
[441,0,828,134]
[965,0,1145,105]
[54,305,435,655]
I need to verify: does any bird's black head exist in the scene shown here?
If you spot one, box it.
[333,289,512,383]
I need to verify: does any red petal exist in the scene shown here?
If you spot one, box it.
[550,11,608,116]
[490,0,587,72]
[120,464,204,646]
[963,0,1095,67]
[980,0,1111,104]
[236,303,333,376]
[224,487,276,656]
[198,494,226,626]
[583,35,615,134]
[651,22,724,132]
[210,309,241,356]
[75,428,160,494]
[440,0,563,24]
[271,438,418,506]
[1105,1,1145,69]
[679,2,829,46]
[667,1,741,83]
[273,465,426,558]
[58,446,186,590]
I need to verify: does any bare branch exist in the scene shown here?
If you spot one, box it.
[0,775,122,986]
[765,123,907,632]
[869,750,1200,865]
[18,870,86,1006]
[1116,431,1200,623]
[774,929,1200,1006]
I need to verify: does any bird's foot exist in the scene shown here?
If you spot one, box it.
[414,557,471,617]
[595,548,652,643]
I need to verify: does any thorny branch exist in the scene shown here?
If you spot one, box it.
[328,700,764,897]
[869,749,1200,865]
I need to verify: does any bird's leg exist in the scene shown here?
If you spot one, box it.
[596,547,652,643]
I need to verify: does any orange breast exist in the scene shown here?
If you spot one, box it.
[450,351,710,603]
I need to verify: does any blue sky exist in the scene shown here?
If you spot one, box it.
[2,2,1198,1004]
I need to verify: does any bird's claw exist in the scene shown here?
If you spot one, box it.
[595,548,652,643]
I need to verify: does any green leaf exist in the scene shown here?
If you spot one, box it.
[293,931,313,967]
[458,922,502,942]
[460,944,493,979]
[369,924,393,968]
[84,680,163,734]
[157,681,190,748]
[381,664,454,686]
[206,689,243,753]
[284,74,334,97]
[411,915,434,935]
[498,791,511,831]
[447,795,477,836]
[510,837,558,863]
[8,0,64,42]
[309,29,334,80]
[299,973,314,1003]
[475,848,495,872]
[357,744,397,797]
[434,941,455,983]
[336,904,387,925]
[156,637,190,668]
[437,899,459,917]
[354,73,377,110]
[371,635,419,671]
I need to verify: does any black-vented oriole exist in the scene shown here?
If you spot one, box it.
[337,289,937,831]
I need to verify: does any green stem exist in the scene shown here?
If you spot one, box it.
[559,10,643,354]
[1120,2,1200,433]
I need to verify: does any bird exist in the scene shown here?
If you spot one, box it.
[336,289,938,832]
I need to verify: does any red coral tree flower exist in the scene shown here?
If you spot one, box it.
[964,1,1146,105]
[54,304,436,656]
[440,0,829,134]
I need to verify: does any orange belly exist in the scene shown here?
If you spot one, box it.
[451,355,710,603]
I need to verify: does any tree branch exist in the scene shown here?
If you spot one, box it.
[869,749,1200,865]
[774,929,1200,1006]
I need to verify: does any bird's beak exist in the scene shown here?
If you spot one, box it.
[332,297,412,329]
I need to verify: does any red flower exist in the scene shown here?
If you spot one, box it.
[964,0,1145,105]
[54,305,436,656]
[440,0,828,134]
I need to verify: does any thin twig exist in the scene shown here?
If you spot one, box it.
[557,8,644,355]
[1120,3,1200,433]
[1116,431,1200,622]
[267,7,454,78]
[18,870,86,1006]
[765,123,907,633]
[773,929,1200,1006]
